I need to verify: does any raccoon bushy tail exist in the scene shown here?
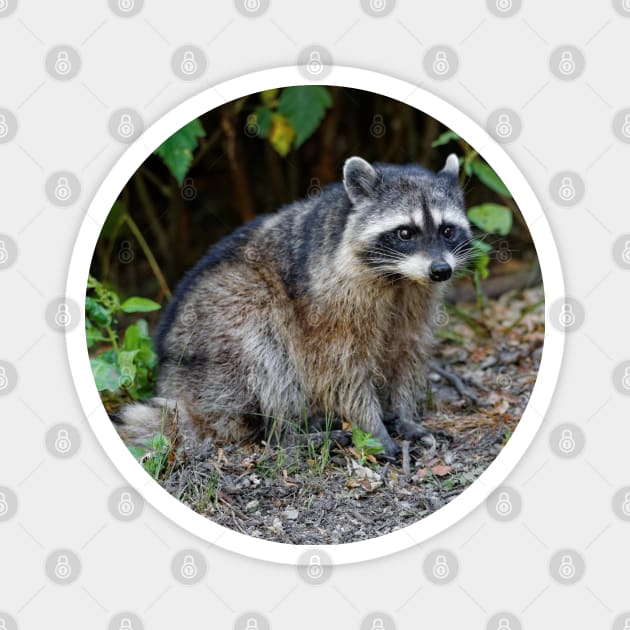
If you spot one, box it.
[114,398,195,447]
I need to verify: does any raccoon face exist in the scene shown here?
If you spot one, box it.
[343,154,472,284]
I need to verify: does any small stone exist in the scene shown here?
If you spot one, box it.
[285,509,299,520]
[245,500,259,512]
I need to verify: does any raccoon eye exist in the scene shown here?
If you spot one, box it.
[441,224,454,240]
[397,227,414,241]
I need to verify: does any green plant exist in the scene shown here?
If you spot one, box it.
[86,275,160,402]
[251,86,332,156]
[154,118,206,185]
[128,432,173,479]
[351,426,385,464]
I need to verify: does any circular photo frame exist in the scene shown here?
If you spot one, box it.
[66,66,564,565]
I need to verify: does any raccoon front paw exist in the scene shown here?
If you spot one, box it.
[376,432,401,460]
[392,417,436,450]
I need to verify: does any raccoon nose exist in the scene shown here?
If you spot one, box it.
[429,260,452,282]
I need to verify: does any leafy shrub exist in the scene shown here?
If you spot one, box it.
[351,426,385,464]
[86,275,160,402]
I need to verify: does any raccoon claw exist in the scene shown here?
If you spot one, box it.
[378,436,401,461]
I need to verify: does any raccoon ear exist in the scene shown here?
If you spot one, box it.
[343,156,378,203]
[440,153,459,179]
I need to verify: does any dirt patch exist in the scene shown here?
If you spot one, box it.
[154,286,544,544]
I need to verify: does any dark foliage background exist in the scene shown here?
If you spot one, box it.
[90,86,538,306]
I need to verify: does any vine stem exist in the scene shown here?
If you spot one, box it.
[123,213,172,299]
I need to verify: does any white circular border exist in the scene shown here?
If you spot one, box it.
[66,66,564,565]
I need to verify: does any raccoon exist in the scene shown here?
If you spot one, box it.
[118,154,472,458]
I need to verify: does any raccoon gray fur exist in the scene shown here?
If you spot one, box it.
[118,154,472,458]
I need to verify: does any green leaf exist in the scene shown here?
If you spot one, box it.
[432,130,460,148]
[467,204,513,235]
[128,445,146,459]
[120,297,161,313]
[90,356,121,392]
[277,86,332,149]
[118,350,138,388]
[154,119,205,185]
[469,160,511,197]
[123,323,141,351]
[86,324,108,348]
[471,239,491,280]
[135,318,150,339]
[85,296,112,327]
[252,105,273,138]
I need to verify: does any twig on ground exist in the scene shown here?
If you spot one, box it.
[428,360,484,406]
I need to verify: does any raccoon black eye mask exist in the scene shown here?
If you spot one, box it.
[117,154,472,459]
